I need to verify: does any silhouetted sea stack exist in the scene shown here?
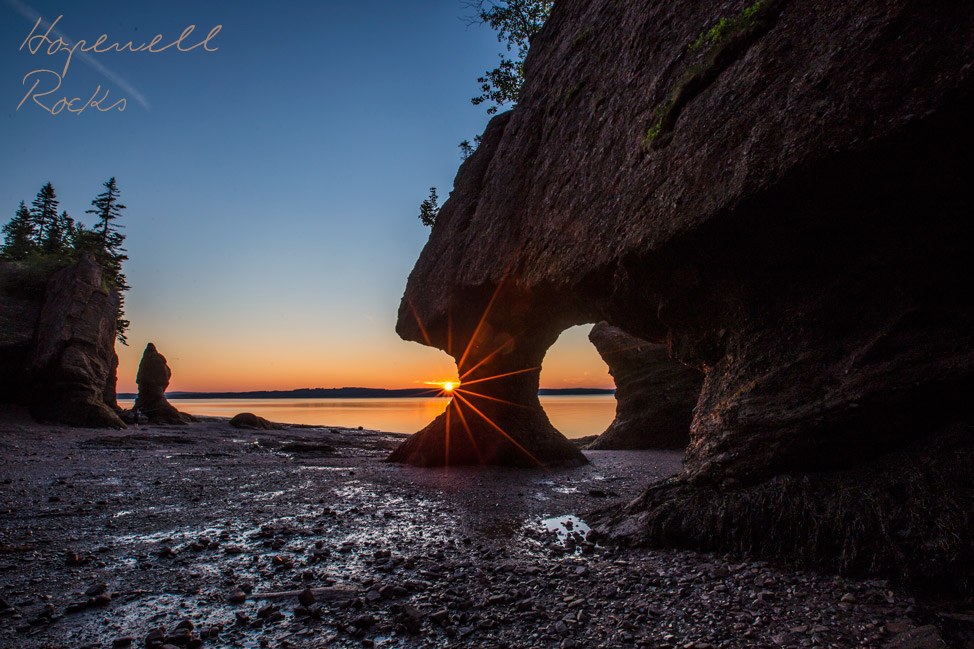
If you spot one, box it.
[392,0,974,588]
[586,323,701,450]
[134,343,194,425]
[1,257,123,428]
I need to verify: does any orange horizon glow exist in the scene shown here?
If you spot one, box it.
[114,325,612,394]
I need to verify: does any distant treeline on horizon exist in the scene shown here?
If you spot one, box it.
[115,387,616,400]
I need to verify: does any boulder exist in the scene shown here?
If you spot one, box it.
[133,343,194,425]
[229,413,281,430]
[25,257,124,428]
[393,0,974,585]
[586,322,702,450]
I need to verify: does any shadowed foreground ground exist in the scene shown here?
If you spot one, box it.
[0,411,932,648]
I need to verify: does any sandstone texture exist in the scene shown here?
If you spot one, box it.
[1,258,123,427]
[587,322,702,450]
[133,343,194,425]
[394,0,974,586]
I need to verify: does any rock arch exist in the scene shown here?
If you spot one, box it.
[387,0,974,585]
[387,282,590,467]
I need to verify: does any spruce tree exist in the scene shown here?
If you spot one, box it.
[419,187,440,227]
[69,220,95,254]
[53,211,75,253]
[30,182,62,253]
[1,201,37,260]
[86,177,130,344]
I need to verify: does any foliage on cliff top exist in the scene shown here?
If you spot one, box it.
[468,0,554,115]
[1,179,131,343]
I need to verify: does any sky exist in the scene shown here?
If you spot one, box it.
[0,0,611,393]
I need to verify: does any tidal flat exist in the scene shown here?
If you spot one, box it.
[0,412,922,648]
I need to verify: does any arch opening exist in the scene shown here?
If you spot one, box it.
[541,322,705,451]
[538,324,616,441]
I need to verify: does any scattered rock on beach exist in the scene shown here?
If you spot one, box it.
[230,412,282,430]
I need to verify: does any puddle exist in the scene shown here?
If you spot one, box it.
[538,514,592,545]
[112,525,225,547]
[241,490,286,502]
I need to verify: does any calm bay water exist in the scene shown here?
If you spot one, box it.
[118,395,616,439]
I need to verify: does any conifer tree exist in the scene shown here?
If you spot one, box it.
[86,177,130,344]
[69,220,95,253]
[0,201,37,260]
[419,187,440,228]
[30,182,61,253]
[53,210,75,253]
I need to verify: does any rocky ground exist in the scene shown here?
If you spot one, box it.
[0,407,952,649]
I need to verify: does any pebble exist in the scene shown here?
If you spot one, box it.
[298,588,316,607]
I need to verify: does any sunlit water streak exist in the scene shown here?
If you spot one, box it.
[117,395,616,439]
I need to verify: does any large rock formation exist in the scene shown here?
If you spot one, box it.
[133,343,194,425]
[0,262,43,404]
[1,258,124,428]
[394,0,974,585]
[387,311,587,466]
[587,322,702,450]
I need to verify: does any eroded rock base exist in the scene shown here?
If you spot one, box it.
[388,401,586,468]
[594,423,974,593]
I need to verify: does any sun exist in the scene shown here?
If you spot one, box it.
[422,379,458,395]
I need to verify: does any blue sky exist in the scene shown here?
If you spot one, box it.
[0,0,609,392]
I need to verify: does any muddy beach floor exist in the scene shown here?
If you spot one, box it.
[0,413,930,648]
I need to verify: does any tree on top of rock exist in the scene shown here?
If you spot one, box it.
[86,177,130,345]
[30,182,64,254]
[415,2,550,229]
[2,181,132,345]
[0,201,36,260]
[467,0,554,114]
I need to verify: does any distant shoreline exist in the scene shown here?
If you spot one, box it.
[116,387,616,400]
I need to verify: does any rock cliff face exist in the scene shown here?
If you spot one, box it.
[29,257,123,427]
[1,258,123,428]
[394,0,974,584]
[134,343,194,425]
[587,323,702,450]
[0,262,43,404]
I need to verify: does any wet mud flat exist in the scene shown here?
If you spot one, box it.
[0,415,926,648]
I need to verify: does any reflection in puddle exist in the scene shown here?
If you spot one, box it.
[539,514,592,545]
[242,490,286,502]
